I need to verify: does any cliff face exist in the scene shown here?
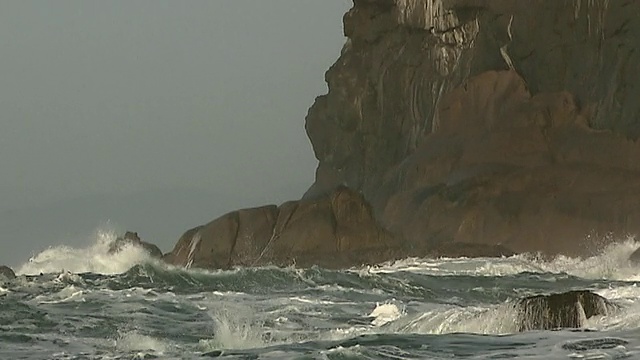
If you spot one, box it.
[305,0,640,255]
[307,0,640,199]
[166,0,640,269]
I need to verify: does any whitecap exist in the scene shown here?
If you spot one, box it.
[388,302,520,335]
[36,285,85,304]
[200,306,267,351]
[115,330,168,353]
[355,236,640,281]
[289,296,336,305]
[369,302,403,326]
[16,227,154,275]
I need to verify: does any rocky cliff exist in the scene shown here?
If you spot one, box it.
[166,0,640,269]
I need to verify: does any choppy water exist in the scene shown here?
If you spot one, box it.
[3,231,640,359]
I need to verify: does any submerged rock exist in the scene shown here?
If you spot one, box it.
[108,231,163,259]
[562,338,629,351]
[515,290,616,332]
[0,265,16,279]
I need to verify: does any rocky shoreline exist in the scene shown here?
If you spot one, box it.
[159,0,640,271]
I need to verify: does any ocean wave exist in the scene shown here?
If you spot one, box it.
[15,228,155,276]
[114,330,169,353]
[362,237,640,281]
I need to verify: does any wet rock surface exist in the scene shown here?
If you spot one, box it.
[515,290,617,332]
[305,0,640,258]
[108,231,163,259]
[165,187,407,269]
[0,265,16,279]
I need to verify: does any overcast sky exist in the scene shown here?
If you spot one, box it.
[0,1,351,267]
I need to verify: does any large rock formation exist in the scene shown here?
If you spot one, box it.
[168,0,640,269]
[305,0,640,257]
[164,187,407,269]
[515,290,616,331]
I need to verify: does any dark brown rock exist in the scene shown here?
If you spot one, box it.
[108,231,163,259]
[303,0,640,258]
[165,187,407,269]
[0,265,15,279]
[515,290,616,332]
[171,0,640,269]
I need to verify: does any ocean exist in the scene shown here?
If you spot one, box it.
[2,230,640,359]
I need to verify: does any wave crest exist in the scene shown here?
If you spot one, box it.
[16,228,154,275]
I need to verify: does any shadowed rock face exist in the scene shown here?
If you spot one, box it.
[304,0,640,258]
[165,187,411,269]
[628,246,640,264]
[515,290,616,332]
[108,231,163,259]
[170,0,640,269]
[0,265,16,279]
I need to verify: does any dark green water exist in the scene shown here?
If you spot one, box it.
[3,238,640,359]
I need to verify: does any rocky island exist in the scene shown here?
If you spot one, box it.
[165,0,640,270]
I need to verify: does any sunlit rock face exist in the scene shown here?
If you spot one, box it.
[304,0,640,257]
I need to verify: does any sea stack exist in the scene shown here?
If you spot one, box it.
[168,0,640,269]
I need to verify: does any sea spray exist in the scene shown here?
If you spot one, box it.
[115,330,168,353]
[390,302,520,335]
[16,228,154,275]
[200,304,268,351]
[4,253,640,358]
[536,237,640,280]
[362,237,640,281]
[369,302,404,326]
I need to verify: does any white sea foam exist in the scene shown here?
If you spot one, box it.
[289,296,336,305]
[391,303,520,335]
[533,238,640,281]
[35,285,85,304]
[200,305,267,351]
[362,238,640,281]
[369,302,404,326]
[361,256,545,277]
[320,345,364,358]
[115,330,168,353]
[16,228,153,275]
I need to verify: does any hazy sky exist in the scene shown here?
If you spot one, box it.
[0,1,351,266]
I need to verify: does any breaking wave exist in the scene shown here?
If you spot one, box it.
[365,237,640,281]
[15,228,155,275]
